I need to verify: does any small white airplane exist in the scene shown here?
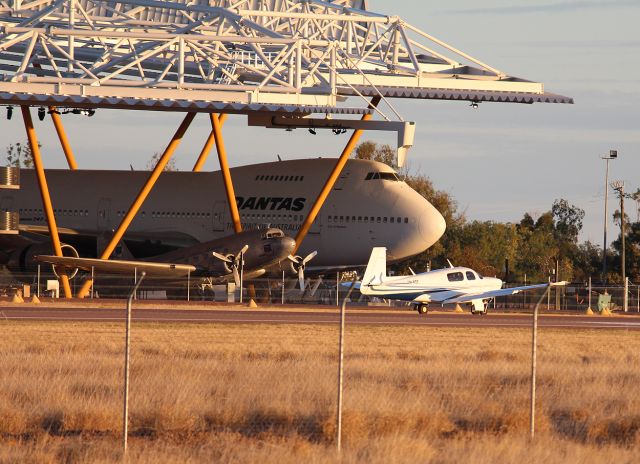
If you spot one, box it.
[360,247,565,314]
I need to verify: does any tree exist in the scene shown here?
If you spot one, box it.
[146,152,178,171]
[5,141,35,168]
[354,141,395,167]
[552,199,585,244]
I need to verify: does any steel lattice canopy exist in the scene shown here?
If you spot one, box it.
[0,0,572,113]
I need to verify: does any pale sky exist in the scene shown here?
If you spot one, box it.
[1,0,638,244]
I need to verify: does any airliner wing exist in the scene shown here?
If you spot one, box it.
[34,255,196,277]
[443,282,566,304]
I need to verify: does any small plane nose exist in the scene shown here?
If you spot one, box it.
[418,203,446,249]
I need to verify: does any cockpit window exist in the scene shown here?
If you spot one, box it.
[447,272,464,282]
[261,229,284,239]
[466,271,476,281]
[365,172,399,181]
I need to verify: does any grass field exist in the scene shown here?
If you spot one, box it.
[0,319,639,463]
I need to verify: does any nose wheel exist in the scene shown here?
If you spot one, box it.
[415,304,428,315]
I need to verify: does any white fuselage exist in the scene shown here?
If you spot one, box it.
[362,267,503,303]
[4,158,446,268]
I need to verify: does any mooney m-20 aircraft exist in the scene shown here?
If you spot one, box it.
[360,248,565,314]
[1,159,445,286]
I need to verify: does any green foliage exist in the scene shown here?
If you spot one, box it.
[5,141,36,168]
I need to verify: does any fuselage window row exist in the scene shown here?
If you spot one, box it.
[328,215,410,224]
[254,175,305,182]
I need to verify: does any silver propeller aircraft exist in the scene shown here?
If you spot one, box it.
[33,228,303,290]
[360,247,565,314]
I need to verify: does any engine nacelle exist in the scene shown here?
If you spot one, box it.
[2,242,80,278]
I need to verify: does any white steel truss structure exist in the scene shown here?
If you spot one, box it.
[0,0,572,116]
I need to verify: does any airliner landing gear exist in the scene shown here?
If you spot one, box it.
[415,304,428,315]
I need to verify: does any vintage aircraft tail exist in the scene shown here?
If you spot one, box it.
[361,247,387,290]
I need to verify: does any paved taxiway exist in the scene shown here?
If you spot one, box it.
[2,305,640,329]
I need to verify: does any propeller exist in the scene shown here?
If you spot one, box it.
[287,251,317,292]
[212,244,249,286]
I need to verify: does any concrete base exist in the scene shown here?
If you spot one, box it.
[453,304,464,313]
[247,299,258,309]
[600,308,612,316]
[584,307,594,316]
[30,295,41,304]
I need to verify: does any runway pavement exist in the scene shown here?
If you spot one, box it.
[2,304,640,329]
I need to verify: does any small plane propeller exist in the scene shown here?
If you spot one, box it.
[287,251,317,292]
[212,244,249,286]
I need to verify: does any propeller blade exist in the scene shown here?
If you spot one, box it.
[239,244,249,255]
[301,250,317,266]
[212,252,232,263]
[232,266,240,287]
[287,254,300,264]
[298,267,305,292]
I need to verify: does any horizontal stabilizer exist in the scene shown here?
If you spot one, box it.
[443,282,564,305]
[34,255,196,277]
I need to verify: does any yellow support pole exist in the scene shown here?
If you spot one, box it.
[49,106,78,170]
[293,96,381,254]
[192,113,227,172]
[21,106,73,299]
[211,113,242,233]
[77,112,196,298]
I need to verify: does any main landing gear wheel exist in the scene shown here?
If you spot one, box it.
[417,304,428,315]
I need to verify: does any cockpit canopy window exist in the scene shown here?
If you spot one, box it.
[262,229,284,239]
[466,271,476,280]
[365,172,400,181]
[447,272,464,282]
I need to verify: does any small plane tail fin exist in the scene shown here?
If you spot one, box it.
[362,247,387,288]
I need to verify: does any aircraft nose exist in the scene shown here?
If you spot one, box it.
[418,203,446,249]
[279,236,296,256]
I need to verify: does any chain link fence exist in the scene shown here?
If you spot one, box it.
[2,267,640,313]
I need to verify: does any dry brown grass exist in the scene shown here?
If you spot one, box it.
[1,319,639,463]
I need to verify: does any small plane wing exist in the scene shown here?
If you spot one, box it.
[34,255,196,277]
[443,282,567,305]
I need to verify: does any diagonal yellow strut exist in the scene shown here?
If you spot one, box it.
[49,106,78,170]
[192,113,227,172]
[76,112,196,298]
[293,96,381,255]
[21,106,73,298]
[210,113,242,233]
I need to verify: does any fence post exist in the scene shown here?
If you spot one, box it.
[123,272,146,454]
[282,271,285,305]
[37,264,41,297]
[337,278,357,453]
[531,285,552,440]
[588,277,592,311]
[624,277,628,312]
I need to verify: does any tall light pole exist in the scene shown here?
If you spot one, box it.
[602,150,617,284]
